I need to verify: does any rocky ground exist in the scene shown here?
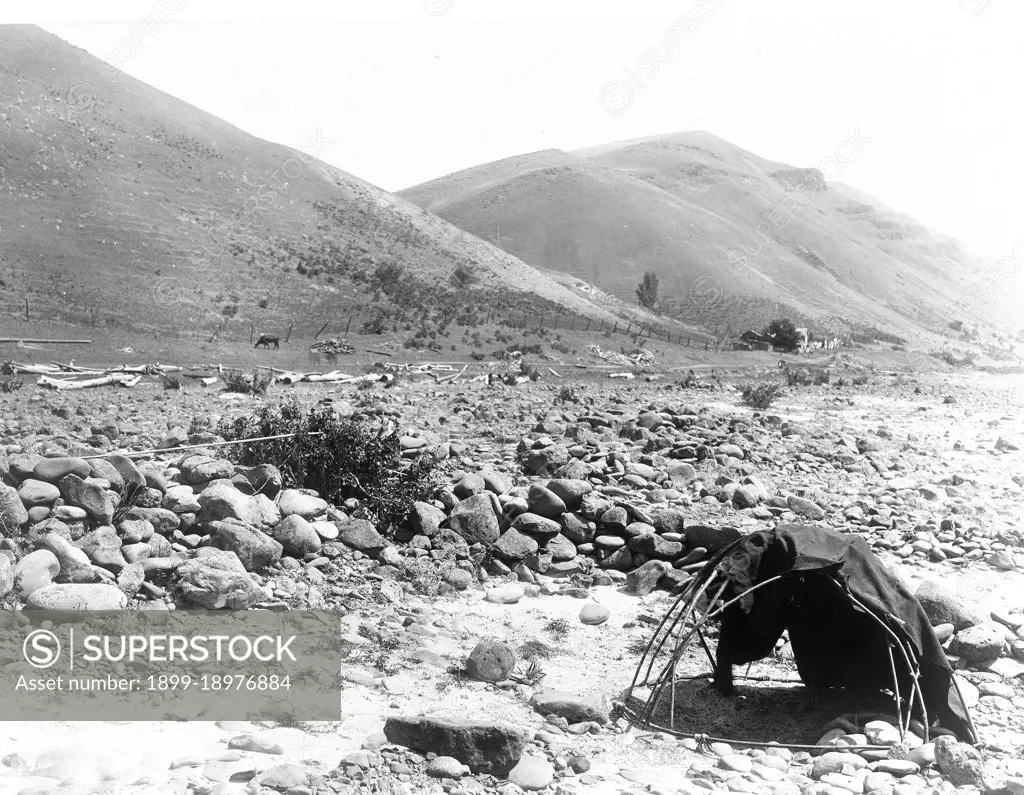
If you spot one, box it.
[0,365,1022,795]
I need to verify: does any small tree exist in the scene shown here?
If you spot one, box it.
[636,271,659,308]
[766,318,800,352]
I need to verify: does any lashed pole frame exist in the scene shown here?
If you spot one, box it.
[622,553,959,753]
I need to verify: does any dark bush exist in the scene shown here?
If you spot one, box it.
[216,398,441,531]
[223,368,272,395]
[740,382,783,409]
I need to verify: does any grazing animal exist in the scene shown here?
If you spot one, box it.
[254,334,280,350]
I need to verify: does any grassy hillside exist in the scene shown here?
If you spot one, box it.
[400,131,1022,341]
[0,25,623,345]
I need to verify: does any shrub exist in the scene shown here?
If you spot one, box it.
[740,382,782,409]
[636,271,659,308]
[223,368,272,395]
[785,368,813,387]
[216,398,441,531]
[556,385,579,403]
[160,373,181,390]
[361,316,387,335]
[813,369,831,386]
[852,375,868,386]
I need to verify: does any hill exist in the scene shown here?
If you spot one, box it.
[400,131,1022,342]
[0,25,622,345]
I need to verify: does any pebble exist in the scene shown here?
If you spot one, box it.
[579,603,610,625]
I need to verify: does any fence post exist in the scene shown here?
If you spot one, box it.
[314,321,329,340]
[344,315,353,335]
[24,298,29,321]
[586,318,591,332]
[250,322,254,344]
[284,321,294,343]
[612,322,618,334]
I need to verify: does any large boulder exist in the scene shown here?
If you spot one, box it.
[209,520,283,571]
[338,519,386,553]
[17,479,61,507]
[408,502,445,537]
[197,480,263,528]
[277,489,329,520]
[526,484,566,519]
[233,464,284,500]
[33,457,91,483]
[174,549,265,609]
[0,484,29,532]
[544,479,593,512]
[493,529,538,561]
[447,494,500,545]
[950,623,1007,661]
[57,475,114,525]
[915,580,985,631]
[465,641,516,683]
[529,688,610,724]
[39,533,99,584]
[14,550,60,597]
[178,454,236,485]
[933,736,985,788]
[626,560,670,596]
[683,524,741,554]
[271,515,322,558]
[25,583,127,611]
[383,717,528,775]
[105,455,147,490]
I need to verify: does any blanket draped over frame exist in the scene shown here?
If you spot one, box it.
[711,524,975,743]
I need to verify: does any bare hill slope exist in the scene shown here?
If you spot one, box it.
[401,131,1020,339]
[0,25,619,338]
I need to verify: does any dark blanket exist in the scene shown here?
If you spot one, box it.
[710,524,975,742]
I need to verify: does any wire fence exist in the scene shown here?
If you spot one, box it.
[174,309,726,350]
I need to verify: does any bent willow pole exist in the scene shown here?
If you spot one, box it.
[623,537,961,752]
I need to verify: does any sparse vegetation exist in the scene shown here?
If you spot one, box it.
[740,381,783,409]
[930,349,977,368]
[636,271,660,308]
[222,368,272,396]
[543,618,572,642]
[519,639,557,661]
[216,398,441,531]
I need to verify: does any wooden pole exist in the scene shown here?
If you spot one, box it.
[0,338,92,345]
[314,321,329,340]
[249,322,254,344]
[24,298,29,321]
[344,316,353,335]
[284,321,294,343]
[586,318,591,332]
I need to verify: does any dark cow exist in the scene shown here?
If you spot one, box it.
[254,334,280,350]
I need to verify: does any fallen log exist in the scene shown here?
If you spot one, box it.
[38,374,142,391]
[0,338,91,344]
[435,365,469,384]
[307,371,355,383]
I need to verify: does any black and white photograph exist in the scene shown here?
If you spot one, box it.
[0,1,1022,792]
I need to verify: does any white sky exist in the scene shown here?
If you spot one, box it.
[7,0,1023,259]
